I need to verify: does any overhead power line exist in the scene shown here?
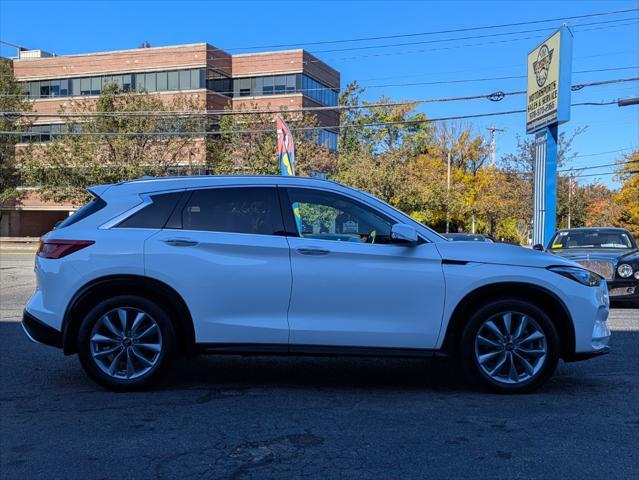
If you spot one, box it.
[572,169,638,178]
[217,6,639,51]
[4,16,637,74]
[3,76,636,118]
[0,100,627,137]
[309,17,639,54]
[572,146,638,159]
[559,158,639,172]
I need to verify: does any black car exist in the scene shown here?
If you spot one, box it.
[443,233,495,243]
[546,227,639,306]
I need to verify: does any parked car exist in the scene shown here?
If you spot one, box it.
[443,233,495,243]
[544,227,639,306]
[23,176,611,393]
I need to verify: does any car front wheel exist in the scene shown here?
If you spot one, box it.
[460,299,560,394]
[77,295,176,391]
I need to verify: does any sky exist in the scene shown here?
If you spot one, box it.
[1,0,637,188]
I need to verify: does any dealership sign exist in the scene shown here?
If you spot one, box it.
[526,27,573,134]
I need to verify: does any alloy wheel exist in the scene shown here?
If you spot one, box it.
[474,311,547,385]
[89,307,163,380]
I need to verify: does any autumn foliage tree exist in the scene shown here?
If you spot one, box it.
[615,150,639,237]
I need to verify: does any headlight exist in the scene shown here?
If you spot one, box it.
[617,264,633,278]
[634,271,639,280]
[547,266,602,287]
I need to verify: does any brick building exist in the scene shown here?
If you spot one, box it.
[1,43,339,236]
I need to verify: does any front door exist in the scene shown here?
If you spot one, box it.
[145,186,291,345]
[282,187,446,350]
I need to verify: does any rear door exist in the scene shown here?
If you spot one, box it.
[145,186,292,345]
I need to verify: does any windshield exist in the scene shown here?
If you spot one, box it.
[549,230,635,250]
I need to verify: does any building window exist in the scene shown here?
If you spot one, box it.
[228,74,337,105]
[191,69,201,89]
[318,129,338,151]
[80,77,91,95]
[122,74,133,92]
[19,124,68,143]
[261,76,274,96]
[50,80,60,97]
[179,70,190,90]
[156,71,168,91]
[91,76,101,95]
[145,72,157,92]
[236,78,251,97]
[20,68,207,99]
[39,81,50,97]
[167,71,179,91]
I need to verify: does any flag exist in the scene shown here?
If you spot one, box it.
[276,115,295,176]
[276,115,302,232]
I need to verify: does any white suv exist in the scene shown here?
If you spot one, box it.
[23,176,611,393]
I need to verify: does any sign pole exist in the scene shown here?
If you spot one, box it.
[526,25,572,247]
[532,125,558,246]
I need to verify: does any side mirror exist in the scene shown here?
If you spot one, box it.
[532,244,545,251]
[391,223,418,245]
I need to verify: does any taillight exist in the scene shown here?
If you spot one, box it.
[37,240,95,259]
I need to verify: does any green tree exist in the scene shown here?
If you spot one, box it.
[21,84,206,204]
[0,58,31,203]
[206,103,337,177]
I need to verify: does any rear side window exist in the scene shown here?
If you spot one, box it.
[180,187,284,235]
[117,191,184,229]
[56,197,106,229]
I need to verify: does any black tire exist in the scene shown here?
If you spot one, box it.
[77,295,176,391]
[460,299,560,394]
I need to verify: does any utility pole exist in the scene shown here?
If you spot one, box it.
[487,127,505,167]
[446,151,451,233]
[567,175,575,229]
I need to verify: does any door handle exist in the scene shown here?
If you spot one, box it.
[164,238,199,247]
[297,248,330,256]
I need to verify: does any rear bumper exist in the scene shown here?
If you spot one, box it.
[22,310,62,348]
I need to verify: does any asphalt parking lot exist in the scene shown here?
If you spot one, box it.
[1,250,638,480]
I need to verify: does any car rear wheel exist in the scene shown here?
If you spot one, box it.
[460,299,559,394]
[77,295,176,391]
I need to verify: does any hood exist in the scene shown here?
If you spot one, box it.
[550,248,639,263]
[434,241,577,268]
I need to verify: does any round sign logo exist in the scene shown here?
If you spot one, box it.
[532,44,554,87]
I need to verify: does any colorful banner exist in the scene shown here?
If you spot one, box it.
[276,115,302,232]
[276,115,295,176]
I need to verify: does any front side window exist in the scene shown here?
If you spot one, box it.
[286,188,394,244]
[180,187,284,236]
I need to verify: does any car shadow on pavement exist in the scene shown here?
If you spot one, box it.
[1,321,635,395]
[166,354,467,392]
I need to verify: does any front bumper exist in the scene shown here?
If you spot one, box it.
[607,279,639,302]
[22,310,62,348]
[564,346,611,362]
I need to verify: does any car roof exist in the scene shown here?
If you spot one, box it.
[90,175,343,197]
[555,227,630,233]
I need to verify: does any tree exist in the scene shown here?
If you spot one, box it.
[499,127,586,238]
[334,81,435,209]
[615,150,639,237]
[0,58,31,203]
[206,103,337,177]
[21,84,206,204]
